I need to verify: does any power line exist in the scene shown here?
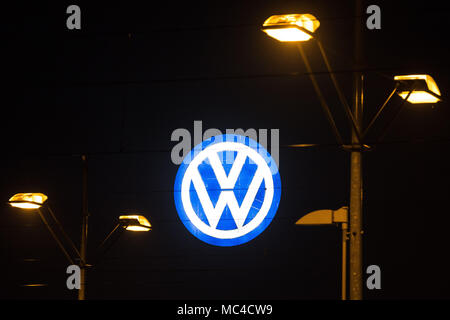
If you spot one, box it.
[0,207,336,227]
[20,67,407,89]
[20,9,447,39]
[16,14,380,39]
[287,137,450,149]
[5,136,450,159]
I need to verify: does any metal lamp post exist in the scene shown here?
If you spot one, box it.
[262,2,442,300]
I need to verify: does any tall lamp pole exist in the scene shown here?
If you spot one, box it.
[79,154,89,300]
[262,4,441,300]
[349,0,364,300]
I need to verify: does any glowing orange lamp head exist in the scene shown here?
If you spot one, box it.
[262,14,320,42]
[8,193,48,209]
[119,215,151,232]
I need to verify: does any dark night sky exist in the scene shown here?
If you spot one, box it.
[1,0,450,300]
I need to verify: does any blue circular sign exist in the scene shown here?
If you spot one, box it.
[174,134,281,246]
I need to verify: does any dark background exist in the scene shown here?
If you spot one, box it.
[1,0,449,299]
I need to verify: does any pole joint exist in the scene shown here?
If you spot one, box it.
[341,144,372,152]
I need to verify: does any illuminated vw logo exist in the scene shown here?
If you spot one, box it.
[174,134,281,246]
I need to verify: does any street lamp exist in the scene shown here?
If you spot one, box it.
[9,192,82,266]
[8,193,48,209]
[394,74,442,104]
[262,7,441,300]
[296,207,349,300]
[262,14,320,42]
[8,192,152,298]
[95,214,152,261]
[119,215,152,232]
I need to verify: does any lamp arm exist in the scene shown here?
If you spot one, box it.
[98,223,121,250]
[296,43,344,146]
[361,83,400,139]
[93,223,125,266]
[45,204,85,265]
[376,85,415,143]
[37,208,75,265]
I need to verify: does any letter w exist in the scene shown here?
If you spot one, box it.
[191,151,264,229]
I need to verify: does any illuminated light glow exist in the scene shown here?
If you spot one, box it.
[398,91,441,104]
[8,193,48,209]
[174,134,281,247]
[119,215,151,231]
[22,283,47,287]
[394,74,441,104]
[9,202,42,209]
[124,225,151,232]
[264,28,312,42]
[262,14,320,42]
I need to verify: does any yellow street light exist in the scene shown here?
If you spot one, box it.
[8,193,48,209]
[262,14,320,42]
[296,206,349,300]
[295,207,348,226]
[8,192,81,265]
[394,74,441,104]
[119,215,152,232]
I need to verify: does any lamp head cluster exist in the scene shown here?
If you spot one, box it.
[9,193,151,232]
[261,14,442,105]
